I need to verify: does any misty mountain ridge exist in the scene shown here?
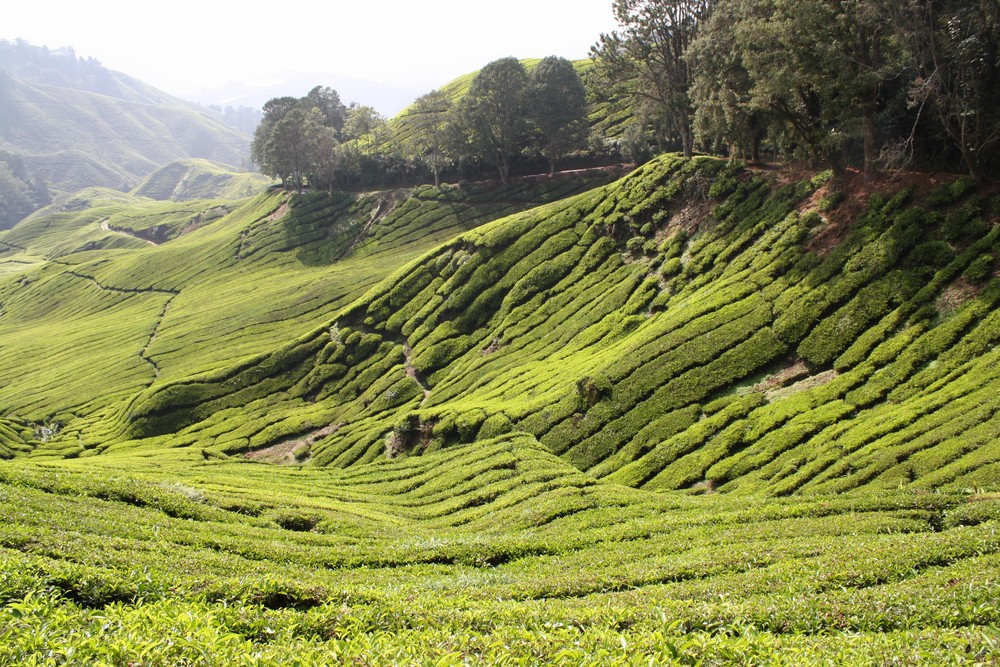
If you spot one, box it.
[183,69,424,118]
[0,39,253,202]
[0,38,202,108]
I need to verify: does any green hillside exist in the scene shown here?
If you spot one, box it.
[0,436,997,664]
[0,170,615,431]
[131,159,272,202]
[1,155,999,662]
[0,42,252,201]
[36,155,993,497]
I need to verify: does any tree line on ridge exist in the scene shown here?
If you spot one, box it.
[253,0,999,192]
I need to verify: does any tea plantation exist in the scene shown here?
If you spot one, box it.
[0,155,998,663]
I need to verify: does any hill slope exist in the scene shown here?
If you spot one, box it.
[32,155,992,496]
[130,159,272,201]
[0,41,251,197]
[0,433,997,663]
[0,156,998,664]
[0,170,615,445]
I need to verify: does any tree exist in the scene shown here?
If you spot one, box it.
[688,2,767,162]
[343,104,389,149]
[455,57,530,185]
[262,107,326,193]
[308,126,340,194]
[898,0,1000,178]
[304,86,347,138]
[252,89,350,192]
[406,89,453,187]
[710,0,899,176]
[251,96,299,185]
[527,57,590,175]
[591,0,714,157]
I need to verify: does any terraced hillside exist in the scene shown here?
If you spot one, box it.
[1,155,999,663]
[51,155,998,496]
[0,171,616,452]
[130,159,272,202]
[0,436,997,663]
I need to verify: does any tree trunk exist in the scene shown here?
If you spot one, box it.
[862,108,878,180]
[680,121,694,158]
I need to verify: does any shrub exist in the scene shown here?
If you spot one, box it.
[265,508,322,532]
[963,254,994,284]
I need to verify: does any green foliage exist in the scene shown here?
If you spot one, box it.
[0,446,996,663]
[963,254,994,284]
[527,56,590,174]
[1,150,1000,662]
[453,57,530,185]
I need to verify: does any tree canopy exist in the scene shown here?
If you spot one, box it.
[594,0,1000,178]
[527,56,591,175]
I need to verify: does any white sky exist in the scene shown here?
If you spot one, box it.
[5,0,617,107]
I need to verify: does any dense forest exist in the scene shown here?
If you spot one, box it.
[252,0,1000,192]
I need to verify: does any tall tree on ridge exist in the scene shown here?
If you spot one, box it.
[407,89,453,187]
[455,57,530,185]
[591,0,714,157]
[527,56,590,175]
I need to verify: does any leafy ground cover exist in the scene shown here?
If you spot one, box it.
[0,170,615,439]
[0,436,997,664]
[1,155,999,663]
[53,155,999,498]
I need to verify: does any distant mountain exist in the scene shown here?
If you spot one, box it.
[185,69,424,118]
[0,39,253,198]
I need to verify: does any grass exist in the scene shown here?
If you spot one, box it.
[66,154,996,498]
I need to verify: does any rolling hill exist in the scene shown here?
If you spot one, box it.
[8,155,989,496]
[0,154,997,662]
[0,40,252,198]
[130,159,272,202]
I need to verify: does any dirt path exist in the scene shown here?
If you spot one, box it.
[402,341,432,402]
[243,423,343,465]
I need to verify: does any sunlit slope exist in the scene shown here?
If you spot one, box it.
[0,173,613,442]
[131,159,272,202]
[0,437,997,662]
[97,155,1000,493]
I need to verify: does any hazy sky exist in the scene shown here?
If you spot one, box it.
[6,0,618,109]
